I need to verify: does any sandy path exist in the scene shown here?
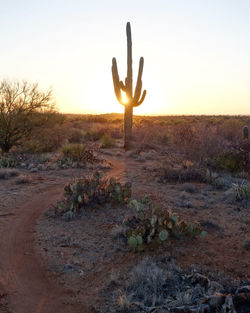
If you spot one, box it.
[0,185,85,313]
[0,158,125,313]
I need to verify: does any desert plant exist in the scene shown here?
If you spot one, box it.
[101,133,115,148]
[67,128,86,143]
[58,172,132,214]
[232,181,250,201]
[0,155,17,168]
[243,125,249,140]
[0,79,55,153]
[124,198,206,251]
[60,143,99,165]
[112,22,146,149]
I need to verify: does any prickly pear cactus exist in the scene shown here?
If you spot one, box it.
[124,195,206,251]
[58,172,131,214]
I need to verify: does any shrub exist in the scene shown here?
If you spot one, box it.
[0,79,55,153]
[57,172,132,214]
[101,133,116,148]
[159,165,207,184]
[231,181,250,201]
[0,155,17,168]
[60,143,99,164]
[85,129,104,141]
[67,128,86,143]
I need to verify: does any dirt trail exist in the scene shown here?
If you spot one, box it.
[0,158,126,313]
[0,185,80,313]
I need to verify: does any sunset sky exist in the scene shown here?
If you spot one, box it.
[1,0,250,115]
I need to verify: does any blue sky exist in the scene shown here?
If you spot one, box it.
[1,0,250,114]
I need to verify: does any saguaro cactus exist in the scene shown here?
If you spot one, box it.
[112,22,146,149]
[243,125,249,140]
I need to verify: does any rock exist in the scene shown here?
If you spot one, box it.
[222,294,236,313]
[180,183,197,193]
[222,188,235,203]
[236,285,250,294]
[243,238,250,251]
[20,162,26,168]
[85,164,94,170]
[28,163,35,170]
[208,281,223,294]
[62,211,74,222]
[199,304,211,313]
[125,150,135,158]
[50,163,58,170]
[181,200,193,208]
[30,167,38,173]
[213,177,231,190]
[136,156,146,162]
[37,164,46,171]
[191,273,209,288]
[63,264,73,273]
[207,293,226,309]
[140,150,157,160]
[180,191,189,200]
[233,292,250,313]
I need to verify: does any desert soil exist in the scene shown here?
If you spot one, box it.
[0,147,249,313]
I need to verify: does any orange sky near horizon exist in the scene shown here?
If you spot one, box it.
[1,1,250,115]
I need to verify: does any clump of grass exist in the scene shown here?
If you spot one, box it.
[0,168,19,179]
[67,128,86,143]
[101,133,116,148]
[0,155,17,168]
[102,257,225,312]
[85,129,104,141]
[231,181,250,201]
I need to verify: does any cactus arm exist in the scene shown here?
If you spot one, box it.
[132,57,144,105]
[133,89,146,107]
[112,58,124,105]
[120,81,126,92]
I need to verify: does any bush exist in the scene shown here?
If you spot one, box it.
[0,79,55,153]
[21,125,66,153]
[60,143,99,164]
[159,164,207,184]
[101,133,116,148]
[85,129,104,141]
[0,155,17,168]
[67,128,86,144]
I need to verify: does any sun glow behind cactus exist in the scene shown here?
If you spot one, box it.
[121,92,128,104]
[1,1,250,115]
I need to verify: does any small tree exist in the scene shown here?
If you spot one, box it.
[0,79,54,153]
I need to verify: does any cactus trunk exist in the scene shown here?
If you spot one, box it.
[112,22,146,149]
[124,105,133,148]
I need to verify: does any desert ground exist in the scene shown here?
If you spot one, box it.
[0,114,249,313]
